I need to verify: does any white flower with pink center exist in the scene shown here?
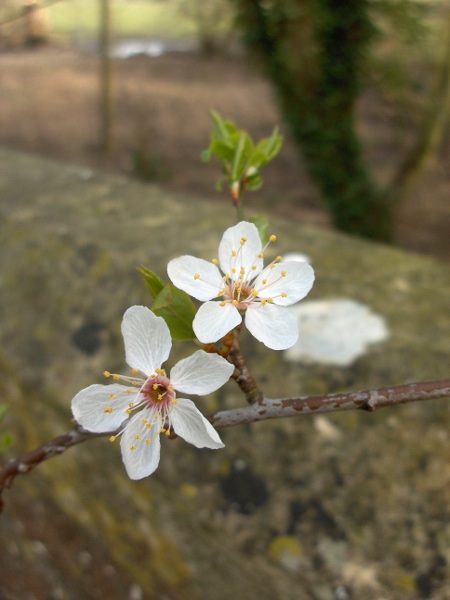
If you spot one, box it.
[71,306,233,480]
[167,221,315,350]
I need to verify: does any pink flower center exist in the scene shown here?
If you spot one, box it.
[141,376,174,407]
[223,282,254,310]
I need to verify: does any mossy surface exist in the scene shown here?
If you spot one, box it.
[0,148,449,599]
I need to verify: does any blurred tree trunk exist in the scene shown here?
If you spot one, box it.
[24,0,49,46]
[391,10,450,199]
[99,0,114,154]
[234,0,394,241]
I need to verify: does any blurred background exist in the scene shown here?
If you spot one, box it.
[1,3,450,600]
[1,0,449,258]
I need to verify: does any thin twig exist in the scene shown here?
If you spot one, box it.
[1,378,449,512]
[228,327,264,404]
[211,379,450,428]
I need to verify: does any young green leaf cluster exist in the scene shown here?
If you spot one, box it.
[202,111,283,203]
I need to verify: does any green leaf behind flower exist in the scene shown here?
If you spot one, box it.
[152,284,197,341]
[137,266,166,299]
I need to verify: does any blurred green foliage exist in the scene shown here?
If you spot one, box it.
[232,0,435,241]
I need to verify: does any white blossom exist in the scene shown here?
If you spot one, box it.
[167,221,315,350]
[71,306,233,480]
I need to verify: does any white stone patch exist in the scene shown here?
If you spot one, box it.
[285,299,389,367]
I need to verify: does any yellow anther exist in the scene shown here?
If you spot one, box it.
[154,413,160,419]
[262,279,267,285]
[109,393,115,399]
[126,409,131,414]
[275,256,282,262]
[232,299,238,306]
[270,235,277,242]
[153,383,159,390]
[194,273,200,280]
[160,427,166,433]
[109,436,116,442]
[157,394,164,401]
[220,301,227,307]
[171,399,178,405]
[143,418,148,424]
[258,253,264,258]
[130,446,136,451]
[251,265,257,270]
[281,292,287,298]
[126,389,133,394]
[240,237,247,244]
[168,385,174,392]
[251,288,258,296]
[155,368,162,374]
[113,374,120,381]
[165,430,171,436]
[132,381,137,386]
[212,258,218,265]
[240,266,245,272]
[237,287,242,293]
[160,369,166,376]
[132,369,138,374]
[270,264,275,270]
[268,298,274,303]
[232,251,237,257]
[261,299,267,306]
[134,434,140,440]
[104,407,113,413]
[231,268,236,274]
[103,371,111,378]
[128,402,134,408]
[145,423,151,428]
[146,439,152,444]
[281,271,286,277]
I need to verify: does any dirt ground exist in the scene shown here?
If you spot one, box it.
[1,45,449,261]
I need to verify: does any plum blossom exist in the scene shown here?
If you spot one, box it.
[71,306,233,480]
[167,221,315,350]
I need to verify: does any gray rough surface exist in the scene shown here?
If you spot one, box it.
[0,148,449,600]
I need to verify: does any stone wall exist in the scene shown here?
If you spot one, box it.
[0,148,449,599]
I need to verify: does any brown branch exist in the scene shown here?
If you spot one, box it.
[211,379,450,428]
[0,425,106,512]
[1,379,449,513]
[228,327,264,404]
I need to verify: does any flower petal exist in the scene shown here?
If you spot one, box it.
[71,384,132,433]
[121,305,171,375]
[120,409,161,480]
[167,256,223,301]
[193,301,242,343]
[218,222,263,280]
[245,303,299,350]
[254,261,315,306]
[170,350,234,395]
[171,398,224,449]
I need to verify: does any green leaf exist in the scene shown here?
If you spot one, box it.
[230,132,254,182]
[211,110,237,141]
[250,216,270,245]
[208,139,235,166]
[137,267,166,299]
[256,128,283,161]
[151,284,197,341]
[204,111,284,198]
[246,173,263,191]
